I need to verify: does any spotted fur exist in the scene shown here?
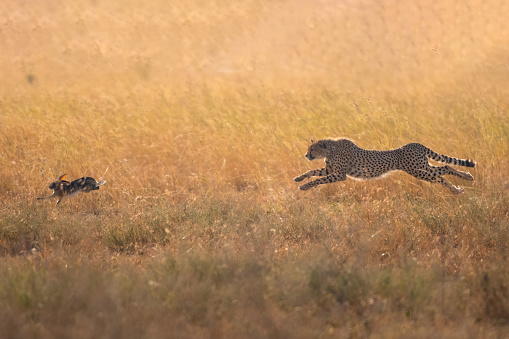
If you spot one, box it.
[294,138,475,194]
[38,174,106,205]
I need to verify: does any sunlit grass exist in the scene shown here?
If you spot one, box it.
[1,87,508,337]
[0,0,508,337]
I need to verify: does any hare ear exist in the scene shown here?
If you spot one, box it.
[58,174,67,181]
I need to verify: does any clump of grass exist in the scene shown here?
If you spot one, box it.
[472,266,509,323]
[0,203,48,255]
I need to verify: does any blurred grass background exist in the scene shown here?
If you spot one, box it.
[0,0,508,337]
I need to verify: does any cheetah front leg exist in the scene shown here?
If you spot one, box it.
[294,167,330,182]
[299,172,347,191]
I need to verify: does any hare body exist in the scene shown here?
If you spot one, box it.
[38,174,106,205]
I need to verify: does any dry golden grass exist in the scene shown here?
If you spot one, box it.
[1,0,509,337]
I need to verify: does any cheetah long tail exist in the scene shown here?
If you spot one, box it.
[426,148,476,167]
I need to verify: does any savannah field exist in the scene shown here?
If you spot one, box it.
[1,0,508,338]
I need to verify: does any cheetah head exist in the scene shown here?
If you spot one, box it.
[305,140,329,161]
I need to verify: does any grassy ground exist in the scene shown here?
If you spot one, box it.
[1,0,509,338]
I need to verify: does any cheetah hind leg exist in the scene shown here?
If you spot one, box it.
[403,169,464,194]
[446,166,474,181]
[434,176,464,194]
[427,165,474,181]
[425,165,473,193]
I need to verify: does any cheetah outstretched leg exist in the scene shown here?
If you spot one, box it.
[294,167,329,182]
[298,172,347,191]
[433,176,464,194]
[403,169,464,194]
[428,165,474,181]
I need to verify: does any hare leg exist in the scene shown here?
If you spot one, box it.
[37,194,57,200]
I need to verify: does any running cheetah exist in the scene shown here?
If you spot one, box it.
[294,138,475,194]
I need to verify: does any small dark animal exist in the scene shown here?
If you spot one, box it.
[38,174,106,205]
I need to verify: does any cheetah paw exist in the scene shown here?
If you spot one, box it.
[294,175,306,182]
[464,173,474,181]
[452,187,464,194]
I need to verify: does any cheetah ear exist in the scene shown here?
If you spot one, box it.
[316,140,326,149]
[58,174,67,181]
[310,139,314,143]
